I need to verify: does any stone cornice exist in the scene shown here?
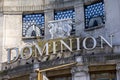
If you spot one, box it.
[0,0,81,14]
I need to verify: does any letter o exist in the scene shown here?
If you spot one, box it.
[83,36,97,50]
[20,46,33,60]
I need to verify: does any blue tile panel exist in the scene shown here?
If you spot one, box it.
[22,13,44,37]
[85,1,105,28]
[54,9,75,20]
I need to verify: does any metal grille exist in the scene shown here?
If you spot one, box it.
[22,13,44,37]
[85,1,105,29]
[54,9,75,20]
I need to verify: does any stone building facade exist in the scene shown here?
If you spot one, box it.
[0,0,120,80]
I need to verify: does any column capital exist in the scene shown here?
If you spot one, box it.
[71,65,89,74]
[71,65,90,80]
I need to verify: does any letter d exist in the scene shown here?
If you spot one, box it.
[7,48,19,64]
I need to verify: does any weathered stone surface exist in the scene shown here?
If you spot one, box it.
[0,0,120,79]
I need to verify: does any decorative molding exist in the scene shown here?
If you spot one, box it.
[0,0,81,13]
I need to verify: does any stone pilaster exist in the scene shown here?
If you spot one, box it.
[116,63,120,80]
[44,9,54,39]
[71,56,90,80]
[71,65,90,80]
[29,72,37,80]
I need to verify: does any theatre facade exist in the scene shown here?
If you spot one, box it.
[0,0,120,80]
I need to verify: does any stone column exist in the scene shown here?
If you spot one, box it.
[44,9,54,39]
[116,63,120,80]
[74,1,84,36]
[71,65,90,80]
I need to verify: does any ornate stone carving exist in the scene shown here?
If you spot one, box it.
[26,24,41,37]
[48,19,73,39]
[71,66,89,73]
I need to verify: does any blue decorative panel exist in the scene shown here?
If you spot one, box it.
[85,1,105,29]
[22,13,44,37]
[54,9,75,20]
